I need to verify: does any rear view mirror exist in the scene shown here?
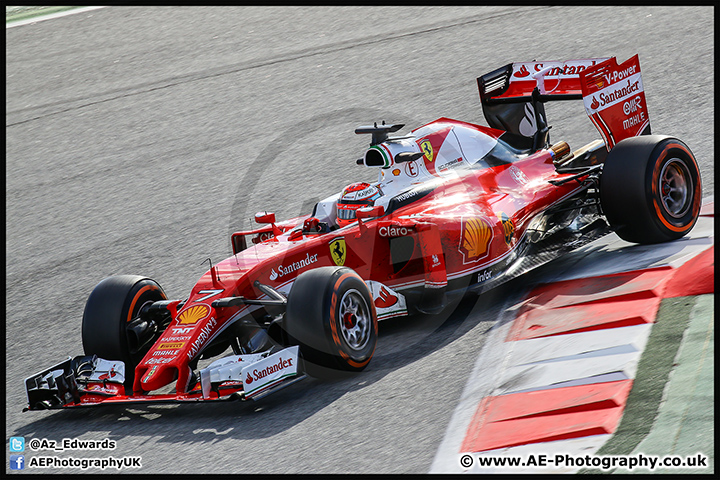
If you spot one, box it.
[254,212,276,224]
[356,205,385,219]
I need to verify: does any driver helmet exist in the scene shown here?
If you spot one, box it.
[336,182,382,227]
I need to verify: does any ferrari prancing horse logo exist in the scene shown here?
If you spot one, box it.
[419,139,434,163]
[329,237,346,266]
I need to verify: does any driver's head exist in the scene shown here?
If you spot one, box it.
[336,182,381,227]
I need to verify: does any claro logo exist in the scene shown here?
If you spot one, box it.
[379,224,413,237]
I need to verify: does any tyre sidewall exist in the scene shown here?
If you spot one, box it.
[286,267,378,373]
[322,271,377,369]
[600,135,701,243]
[82,275,167,385]
[646,140,702,239]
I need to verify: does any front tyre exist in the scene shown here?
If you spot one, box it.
[285,267,378,377]
[600,135,702,244]
[81,275,167,389]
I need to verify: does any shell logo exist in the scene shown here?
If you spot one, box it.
[177,304,210,325]
[459,217,493,264]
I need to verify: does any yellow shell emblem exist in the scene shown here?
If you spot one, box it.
[459,217,492,263]
[177,304,210,325]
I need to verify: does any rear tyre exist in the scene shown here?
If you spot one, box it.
[285,267,378,378]
[600,135,701,244]
[81,275,167,389]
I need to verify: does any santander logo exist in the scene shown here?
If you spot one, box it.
[513,65,530,78]
[245,356,294,385]
[374,286,398,309]
[268,253,319,281]
[98,365,119,381]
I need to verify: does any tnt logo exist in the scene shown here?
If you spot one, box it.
[10,455,25,470]
[9,436,25,452]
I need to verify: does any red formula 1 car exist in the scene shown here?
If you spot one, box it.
[24,55,702,411]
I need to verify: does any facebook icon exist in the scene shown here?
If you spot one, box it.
[10,455,25,470]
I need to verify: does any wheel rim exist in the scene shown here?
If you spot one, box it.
[338,288,371,351]
[659,159,692,218]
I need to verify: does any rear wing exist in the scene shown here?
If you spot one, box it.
[478,56,650,151]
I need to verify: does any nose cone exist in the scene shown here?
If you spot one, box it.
[136,364,178,393]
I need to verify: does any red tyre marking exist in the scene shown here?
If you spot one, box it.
[328,273,353,353]
[328,272,375,368]
[126,285,159,323]
[651,143,700,233]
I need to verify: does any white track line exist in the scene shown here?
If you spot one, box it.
[6,6,107,29]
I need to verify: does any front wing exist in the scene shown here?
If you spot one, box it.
[23,346,304,411]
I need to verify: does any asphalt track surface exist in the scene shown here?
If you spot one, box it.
[6,6,714,474]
